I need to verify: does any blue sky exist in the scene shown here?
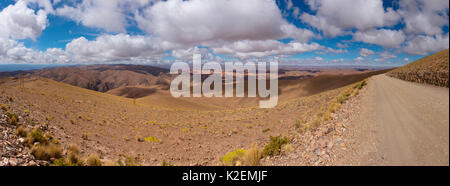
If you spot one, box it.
[0,0,448,67]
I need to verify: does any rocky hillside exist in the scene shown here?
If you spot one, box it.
[387,49,449,87]
[1,101,51,166]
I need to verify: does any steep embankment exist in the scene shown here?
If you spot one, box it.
[387,49,449,87]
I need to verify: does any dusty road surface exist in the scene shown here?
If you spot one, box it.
[357,74,449,165]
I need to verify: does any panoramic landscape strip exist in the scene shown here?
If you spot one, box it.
[0,1,448,183]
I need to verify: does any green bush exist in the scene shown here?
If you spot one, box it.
[25,128,48,146]
[262,136,290,157]
[6,112,19,125]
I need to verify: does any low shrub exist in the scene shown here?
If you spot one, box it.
[262,136,290,157]
[6,112,19,125]
[24,128,48,146]
[220,149,247,166]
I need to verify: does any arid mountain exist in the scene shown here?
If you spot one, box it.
[387,49,449,87]
[26,64,171,92]
[2,64,388,101]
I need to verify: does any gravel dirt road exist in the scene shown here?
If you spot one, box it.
[358,74,449,165]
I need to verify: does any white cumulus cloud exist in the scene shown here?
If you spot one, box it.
[135,0,315,46]
[56,0,154,33]
[359,48,375,57]
[0,0,48,40]
[65,34,176,63]
[212,40,323,58]
[301,0,400,37]
[353,29,406,48]
[398,0,449,36]
[404,34,449,55]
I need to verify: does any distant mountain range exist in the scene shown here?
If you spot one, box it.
[1,64,171,93]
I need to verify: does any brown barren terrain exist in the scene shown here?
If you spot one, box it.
[0,67,386,166]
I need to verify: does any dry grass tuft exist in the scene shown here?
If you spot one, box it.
[86,154,102,166]
[6,111,19,125]
[67,152,83,165]
[66,144,83,165]
[31,144,63,161]
[67,143,80,154]
[117,155,141,166]
[244,146,263,166]
[16,126,28,137]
